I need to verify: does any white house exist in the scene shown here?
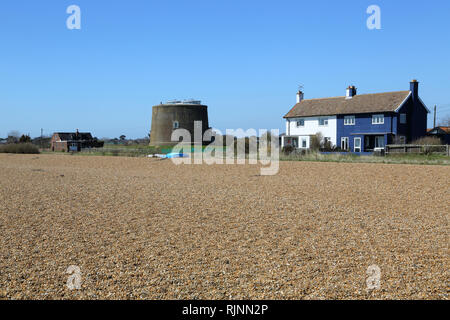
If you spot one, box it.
[281,90,337,149]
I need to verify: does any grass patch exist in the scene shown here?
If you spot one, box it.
[41,145,449,166]
[281,152,450,165]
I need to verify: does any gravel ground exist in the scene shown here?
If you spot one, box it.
[0,154,448,300]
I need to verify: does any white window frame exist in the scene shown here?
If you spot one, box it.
[301,138,307,148]
[354,137,361,153]
[297,119,305,127]
[344,116,355,126]
[341,137,349,151]
[400,113,407,124]
[319,117,329,126]
[372,114,384,125]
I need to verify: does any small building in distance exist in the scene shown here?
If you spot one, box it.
[150,99,210,146]
[51,130,103,152]
[427,126,450,144]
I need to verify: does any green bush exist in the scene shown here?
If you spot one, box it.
[310,132,323,151]
[0,143,40,154]
[19,135,32,143]
[411,136,443,155]
[282,145,294,155]
[412,136,442,145]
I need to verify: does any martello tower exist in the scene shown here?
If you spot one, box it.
[149,100,210,146]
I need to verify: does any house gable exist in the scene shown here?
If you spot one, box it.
[395,94,428,141]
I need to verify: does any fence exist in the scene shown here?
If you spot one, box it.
[386,144,450,155]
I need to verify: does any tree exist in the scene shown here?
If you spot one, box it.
[310,132,323,151]
[19,134,32,143]
[119,135,126,141]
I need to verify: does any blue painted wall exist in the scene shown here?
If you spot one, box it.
[336,93,428,152]
[337,112,394,152]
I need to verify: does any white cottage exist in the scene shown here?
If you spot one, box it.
[282,90,337,149]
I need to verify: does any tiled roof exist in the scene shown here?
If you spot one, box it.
[55,132,93,141]
[428,126,450,134]
[284,91,411,118]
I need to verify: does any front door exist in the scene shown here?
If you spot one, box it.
[375,136,385,149]
[354,137,361,153]
[341,137,349,151]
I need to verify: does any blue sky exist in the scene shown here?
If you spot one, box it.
[1,0,450,139]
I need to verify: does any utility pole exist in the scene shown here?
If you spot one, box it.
[41,128,43,149]
[433,105,437,128]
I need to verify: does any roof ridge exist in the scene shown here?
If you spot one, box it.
[302,96,345,101]
[284,90,413,118]
[301,90,410,102]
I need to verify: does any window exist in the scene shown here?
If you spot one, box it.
[399,136,406,144]
[173,121,179,129]
[341,137,349,151]
[375,136,385,149]
[69,143,78,152]
[372,114,384,125]
[354,137,361,153]
[285,137,298,148]
[297,119,305,127]
[301,138,307,148]
[319,118,328,126]
[400,113,407,124]
[344,116,355,126]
